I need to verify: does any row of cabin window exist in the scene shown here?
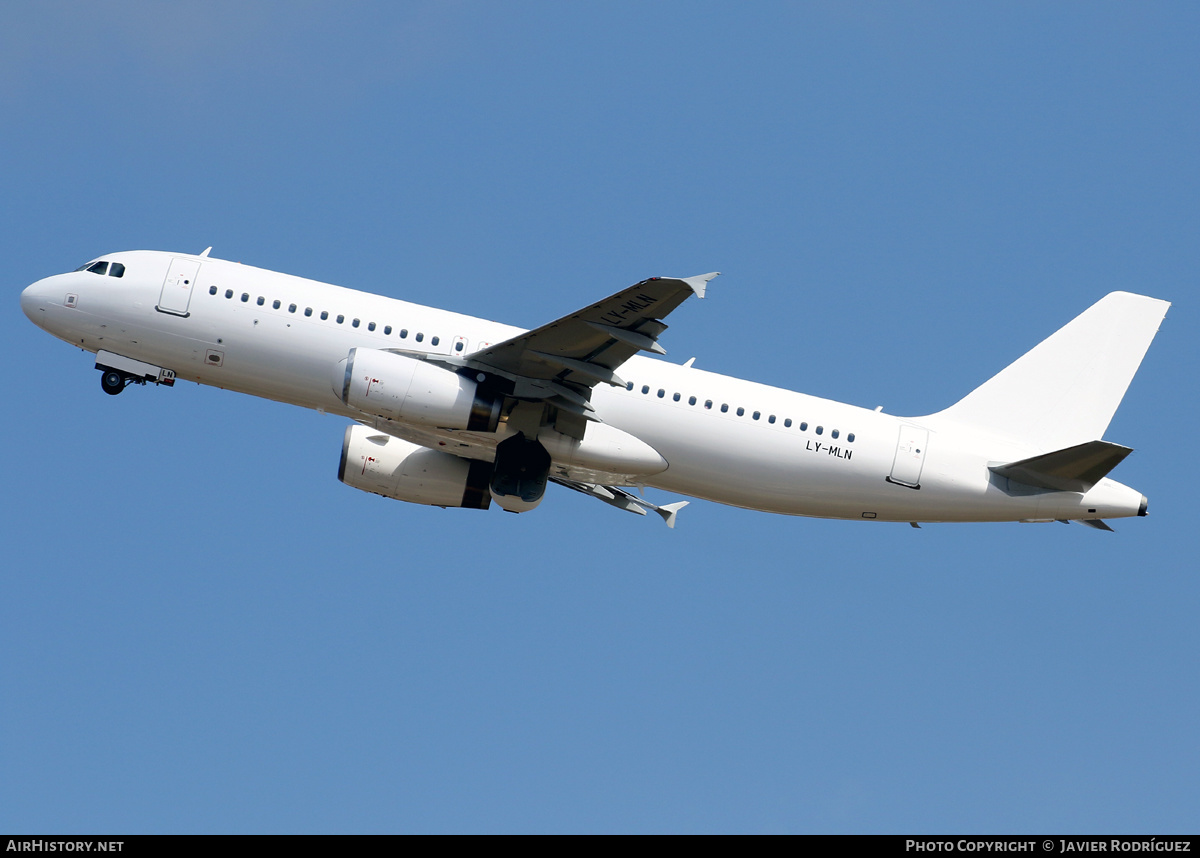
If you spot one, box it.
[207,285,466,351]
[626,381,855,443]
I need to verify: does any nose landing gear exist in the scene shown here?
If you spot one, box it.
[93,350,176,395]
[100,369,128,395]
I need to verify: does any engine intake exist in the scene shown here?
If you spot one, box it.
[339,424,492,509]
[335,348,501,432]
[489,433,551,513]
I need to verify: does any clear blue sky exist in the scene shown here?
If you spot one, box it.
[3,1,1197,833]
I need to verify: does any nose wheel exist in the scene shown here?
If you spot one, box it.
[100,369,128,395]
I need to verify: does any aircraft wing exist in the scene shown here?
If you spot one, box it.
[551,476,688,528]
[469,272,719,391]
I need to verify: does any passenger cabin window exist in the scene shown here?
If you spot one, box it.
[257,296,265,306]
[304,307,312,316]
[689,396,696,405]
[352,318,360,328]
[768,415,776,424]
[273,300,281,309]
[673,393,681,402]
[289,304,297,313]
[657,389,665,398]
[626,381,634,391]
[384,325,391,335]
[400,329,408,338]
[431,336,440,346]
[816,426,823,435]
[321,311,328,320]
[209,286,217,295]
[455,341,464,352]
[109,263,125,278]
[720,404,729,413]
[831,429,839,439]
[225,289,233,299]
[736,407,745,416]
[784,418,792,427]
[705,400,713,409]
[336,314,344,324]
[368,322,375,331]
[800,422,808,431]
[242,293,250,302]
[641,385,650,394]
[848,433,855,443]
[415,332,424,342]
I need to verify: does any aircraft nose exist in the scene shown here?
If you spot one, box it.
[21,277,58,327]
[21,280,44,320]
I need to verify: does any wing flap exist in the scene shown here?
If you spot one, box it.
[530,351,627,388]
[584,321,668,355]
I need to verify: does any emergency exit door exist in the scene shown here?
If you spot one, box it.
[889,424,929,488]
[157,258,201,317]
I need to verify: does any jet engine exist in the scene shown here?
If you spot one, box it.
[335,348,501,432]
[338,424,492,509]
[489,433,552,513]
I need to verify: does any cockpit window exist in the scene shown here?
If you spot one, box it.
[74,259,125,276]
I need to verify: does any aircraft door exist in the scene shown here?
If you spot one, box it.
[889,424,928,488]
[157,258,201,317]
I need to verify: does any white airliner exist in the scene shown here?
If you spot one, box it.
[20,249,1170,529]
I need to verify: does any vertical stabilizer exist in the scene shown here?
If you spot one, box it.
[927,292,1169,451]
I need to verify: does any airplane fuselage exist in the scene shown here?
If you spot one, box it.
[21,250,1152,525]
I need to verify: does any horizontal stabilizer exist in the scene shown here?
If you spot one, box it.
[990,440,1132,492]
[1077,518,1115,532]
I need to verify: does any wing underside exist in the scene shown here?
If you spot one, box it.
[458,273,717,430]
[552,477,688,527]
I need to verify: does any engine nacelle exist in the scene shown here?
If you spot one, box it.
[334,348,501,432]
[489,433,552,514]
[338,424,492,509]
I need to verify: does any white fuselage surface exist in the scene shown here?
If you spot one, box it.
[21,250,1168,527]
